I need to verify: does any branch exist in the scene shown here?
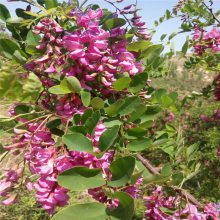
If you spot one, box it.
[136,153,160,175]
[136,153,204,209]
[202,1,220,24]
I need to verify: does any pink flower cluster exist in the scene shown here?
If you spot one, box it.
[144,186,220,220]
[119,4,149,39]
[62,8,143,94]
[27,18,64,79]
[55,94,84,118]
[0,166,22,206]
[24,8,145,118]
[2,115,129,215]
[193,27,220,55]
[144,186,177,220]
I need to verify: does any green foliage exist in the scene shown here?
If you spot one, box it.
[58,167,106,191]
[49,77,81,94]
[62,132,94,153]
[80,89,91,107]
[98,125,119,152]
[106,192,134,220]
[0,4,11,22]
[103,18,126,30]
[109,156,135,187]
[0,39,27,64]
[52,203,108,220]
[0,58,41,101]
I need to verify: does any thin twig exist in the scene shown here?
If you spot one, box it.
[136,153,160,174]
[202,1,220,24]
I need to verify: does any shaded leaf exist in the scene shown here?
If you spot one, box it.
[0,4,10,21]
[98,125,119,152]
[109,156,135,187]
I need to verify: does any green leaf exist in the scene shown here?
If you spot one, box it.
[141,44,163,66]
[16,8,32,19]
[129,171,144,185]
[160,207,176,215]
[45,0,58,9]
[98,125,119,152]
[160,34,167,41]
[128,71,148,93]
[109,156,135,187]
[48,79,72,94]
[103,119,122,128]
[127,40,151,52]
[68,126,87,135]
[165,9,172,19]
[90,97,105,110]
[128,104,147,122]
[139,105,161,123]
[143,164,172,185]
[118,96,140,116]
[46,119,61,129]
[84,111,101,134]
[182,38,189,55]
[66,76,81,93]
[172,172,184,185]
[186,143,199,162]
[103,18,126,30]
[6,17,24,24]
[50,128,64,136]
[152,89,166,102]
[126,127,146,138]
[168,32,177,40]
[58,167,105,191]
[80,89,91,107]
[127,138,151,151]
[161,164,172,176]
[161,95,174,108]
[51,203,108,220]
[0,38,27,63]
[62,132,93,153]
[0,4,10,21]
[25,45,42,55]
[105,99,125,117]
[112,77,131,91]
[81,109,93,124]
[26,30,41,46]
[107,192,134,220]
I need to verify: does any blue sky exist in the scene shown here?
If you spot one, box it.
[1,0,219,51]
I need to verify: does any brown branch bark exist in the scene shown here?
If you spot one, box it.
[136,153,160,175]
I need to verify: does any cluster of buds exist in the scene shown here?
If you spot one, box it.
[119,4,149,39]
[30,18,64,76]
